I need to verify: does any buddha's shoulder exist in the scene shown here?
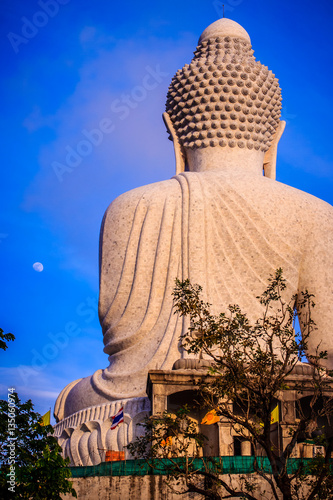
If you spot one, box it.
[103,178,181,220]
[256,177,333,233]
[271,179,332,216]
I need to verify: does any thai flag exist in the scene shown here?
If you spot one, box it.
[111,407,124,429]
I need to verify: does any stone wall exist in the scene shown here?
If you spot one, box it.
[62,474,281,500]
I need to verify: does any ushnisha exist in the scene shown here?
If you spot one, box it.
[166,21,281,153]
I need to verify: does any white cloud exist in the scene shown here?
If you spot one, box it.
[16,387,60,400]
[79,26,97,44]
[0,366,66,413]
[23,106,55,132]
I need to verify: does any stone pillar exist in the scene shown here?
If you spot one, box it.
[279,424,298,458]
[299,443,313,458]
[280,391,298,457]
[281,395,296,423]
[152,393,167,415]
[218,422,234,456]
[241,440,252,456]
[217,399,234,456]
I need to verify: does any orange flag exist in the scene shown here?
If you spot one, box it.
[201,409,220,425]
[161,436,172,447]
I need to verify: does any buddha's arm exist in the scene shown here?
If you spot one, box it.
[296,205,333,368]
[98,179,180,328]
[98,190,142,324]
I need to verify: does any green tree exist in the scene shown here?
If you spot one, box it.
[0,392,76,499]
[0,328,15,351]
[128,270,333,500]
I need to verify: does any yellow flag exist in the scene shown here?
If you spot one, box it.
[41,410,51,426]
[270,405,279,424]
[161,436,172,447]
[201,409,220,425]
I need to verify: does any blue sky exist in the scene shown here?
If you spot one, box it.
[1,0,332,422]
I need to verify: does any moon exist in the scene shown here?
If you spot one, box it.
[33,262,44,272]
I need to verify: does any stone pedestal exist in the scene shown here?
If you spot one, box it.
[54,398,150,466]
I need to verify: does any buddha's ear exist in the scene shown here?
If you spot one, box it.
[263,120,286,180]
[163,112,186,174]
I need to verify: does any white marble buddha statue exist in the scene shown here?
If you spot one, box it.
[55,19,333,422]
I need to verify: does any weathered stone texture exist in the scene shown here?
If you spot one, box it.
[62,474,281,500]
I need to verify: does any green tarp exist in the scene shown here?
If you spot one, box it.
[70,456,333,478]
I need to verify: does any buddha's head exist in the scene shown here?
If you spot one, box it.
[164,19,284,177]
